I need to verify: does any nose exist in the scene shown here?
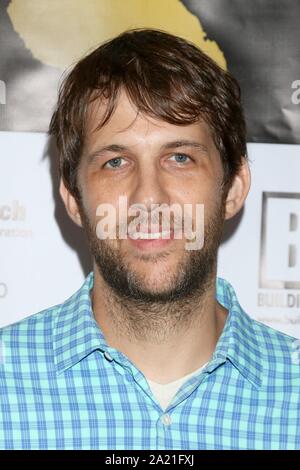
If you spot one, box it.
[128,163,170,211]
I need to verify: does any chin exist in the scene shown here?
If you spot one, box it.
[129,264,181,298]
[139,279,174,295]
[130,257,178,281]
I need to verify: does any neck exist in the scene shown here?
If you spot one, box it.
[91,266,228,384]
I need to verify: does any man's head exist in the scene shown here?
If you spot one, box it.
[49,28,250,303]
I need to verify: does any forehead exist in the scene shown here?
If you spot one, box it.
[84,89,218,153]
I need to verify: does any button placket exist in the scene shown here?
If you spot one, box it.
[161,413,172,426]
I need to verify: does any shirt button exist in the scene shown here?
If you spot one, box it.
[104,351,113,362]
[161,413,172,426]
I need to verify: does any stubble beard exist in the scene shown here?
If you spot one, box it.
[78,198,225,343]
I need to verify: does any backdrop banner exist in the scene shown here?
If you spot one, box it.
[0,0,299,142]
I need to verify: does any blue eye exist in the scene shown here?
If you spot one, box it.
[104,157,125,169]
[169,153,191,164]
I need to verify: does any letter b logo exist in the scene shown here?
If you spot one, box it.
[260,192,300,289]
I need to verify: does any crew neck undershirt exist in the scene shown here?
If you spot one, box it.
[146,362,209,411]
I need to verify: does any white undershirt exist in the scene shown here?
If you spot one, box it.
[146,362,208,411]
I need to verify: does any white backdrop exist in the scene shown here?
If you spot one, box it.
[1,130,300,338]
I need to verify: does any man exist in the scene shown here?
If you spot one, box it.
[0,28,299,450]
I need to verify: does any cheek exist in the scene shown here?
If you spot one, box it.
[175,179,212,204]
[178,179,223,225]
[79,172,118,215]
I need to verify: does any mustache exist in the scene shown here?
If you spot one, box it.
[121,211,190,233]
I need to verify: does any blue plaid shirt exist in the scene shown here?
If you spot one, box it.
[0,272,299,450]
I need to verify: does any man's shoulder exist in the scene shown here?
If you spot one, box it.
[0,276,90,344]
[218,277,299,355]
[0,303,61,356]
[250,315,300,377]
[0,275,92,367]
[217,277,300,379]
[251,314,299,352]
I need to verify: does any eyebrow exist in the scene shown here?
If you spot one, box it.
[163,140,209,152]
[86,139,209,163]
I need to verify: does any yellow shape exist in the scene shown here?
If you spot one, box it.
[8,0,226,70]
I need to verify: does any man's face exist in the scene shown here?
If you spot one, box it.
[76,90,226,302]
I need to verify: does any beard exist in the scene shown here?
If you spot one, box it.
[78,198,225,306]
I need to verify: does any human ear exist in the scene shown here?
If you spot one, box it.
[224,157,251,220]
[59,178,83,227]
